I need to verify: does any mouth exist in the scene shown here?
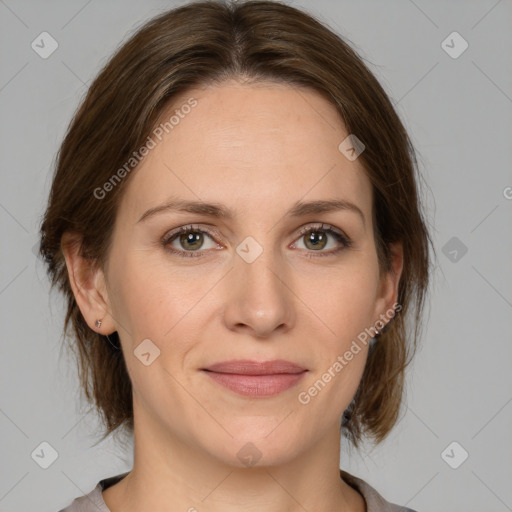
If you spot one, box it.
[201,359,308,397]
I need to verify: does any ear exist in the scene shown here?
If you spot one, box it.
[373,241,403,326]
[61,231,115,335]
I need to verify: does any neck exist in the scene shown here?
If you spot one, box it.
[102,411,365,512]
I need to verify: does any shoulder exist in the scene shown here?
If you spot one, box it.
[340,470,419,512]
[57,482,106,512]
[58,470,416,512]
[57,472,129,512]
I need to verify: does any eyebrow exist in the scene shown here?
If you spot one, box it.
[137,197,365,227]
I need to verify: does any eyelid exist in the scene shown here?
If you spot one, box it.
[295,222,348,241]
[161,222,352,257]
[161,224,221,247]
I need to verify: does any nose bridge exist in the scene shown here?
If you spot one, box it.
[223,235,294,335]
[237,236,285,302]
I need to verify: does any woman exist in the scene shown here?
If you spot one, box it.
[39,1,432,510]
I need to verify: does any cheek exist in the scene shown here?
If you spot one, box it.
[297,262,379,349]
[108,252,214,348]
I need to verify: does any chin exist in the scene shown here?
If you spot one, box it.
[207,424,304,469]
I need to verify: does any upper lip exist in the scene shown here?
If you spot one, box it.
[203,359,307,375]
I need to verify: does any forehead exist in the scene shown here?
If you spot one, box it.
[118,81,372,224]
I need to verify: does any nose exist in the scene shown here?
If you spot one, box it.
[222,247,295,339]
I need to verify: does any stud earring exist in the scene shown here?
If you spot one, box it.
[95,319,102,329]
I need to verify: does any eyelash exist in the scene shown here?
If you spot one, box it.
[161,223,352,259]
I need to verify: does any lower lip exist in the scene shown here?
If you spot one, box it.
[203,371,307,397]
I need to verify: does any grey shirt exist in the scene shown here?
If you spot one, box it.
[58,470,418,512]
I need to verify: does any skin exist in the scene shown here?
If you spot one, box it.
[63,79,403,512]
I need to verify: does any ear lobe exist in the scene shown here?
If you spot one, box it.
[61,231,114,333]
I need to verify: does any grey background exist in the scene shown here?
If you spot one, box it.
[1,0,511,511]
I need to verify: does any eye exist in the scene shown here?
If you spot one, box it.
[162,225,219,258]
[162,223,352,259]
[291,223,352,257]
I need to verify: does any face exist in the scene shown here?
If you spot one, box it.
[68,80,402,468]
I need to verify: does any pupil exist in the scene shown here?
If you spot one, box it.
[306,231,326,250]
[181,232,203,250]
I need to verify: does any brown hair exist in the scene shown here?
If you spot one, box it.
[39,0,434,448]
